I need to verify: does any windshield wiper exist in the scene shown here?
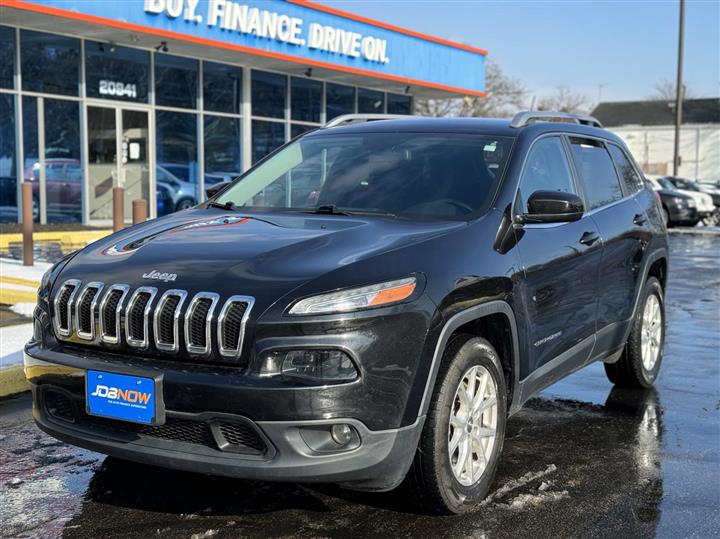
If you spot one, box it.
[207,200,237,210]
[309,205,351,215]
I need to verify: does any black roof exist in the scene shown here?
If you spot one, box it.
[592,98,720,127]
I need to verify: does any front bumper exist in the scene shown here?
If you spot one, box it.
[26,350,422,491]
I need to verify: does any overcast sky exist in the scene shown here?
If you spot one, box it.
[318,0,720,104]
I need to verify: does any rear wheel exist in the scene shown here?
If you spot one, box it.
[409,335,507,514]
[605,277,665,388]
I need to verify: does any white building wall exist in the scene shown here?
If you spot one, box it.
[609,124,719,182]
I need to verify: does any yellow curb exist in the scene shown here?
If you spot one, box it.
[0,288,36,305]
[0,230,112,254]
[0,276,40,288]
[0,364,30,397]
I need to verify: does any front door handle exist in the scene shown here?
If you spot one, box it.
[579,231,600,246]
[633,213,647,226]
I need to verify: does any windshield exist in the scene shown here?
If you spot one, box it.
[657,178,676,190]
[215,132,514,219]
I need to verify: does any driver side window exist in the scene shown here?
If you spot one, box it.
[518,137,577,214]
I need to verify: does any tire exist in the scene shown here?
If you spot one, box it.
[175,198,195,211]
[409,335,507,514]
[604,277,665,388]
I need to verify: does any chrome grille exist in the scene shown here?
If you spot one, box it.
[185,293,219,355]
[153,290,187,353]
[75,282,104,341]
[52,283,252,360]
[218,296,255,358]
[53,279,81,337]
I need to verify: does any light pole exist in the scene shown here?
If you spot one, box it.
[673,0,685,176]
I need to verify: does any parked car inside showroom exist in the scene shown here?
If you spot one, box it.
[26,112,669,514]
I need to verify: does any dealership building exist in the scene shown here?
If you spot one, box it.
[0,0,487,226]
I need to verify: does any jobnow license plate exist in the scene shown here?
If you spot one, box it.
[86,370,158,425]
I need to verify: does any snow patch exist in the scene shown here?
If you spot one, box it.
[501,490,570,510]
[482,464,557,505]
[10,302,36,318]
[191,530,218,539]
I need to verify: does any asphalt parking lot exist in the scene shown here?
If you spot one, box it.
[1,232,718,539]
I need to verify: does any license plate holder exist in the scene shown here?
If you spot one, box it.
[86,370,164,425]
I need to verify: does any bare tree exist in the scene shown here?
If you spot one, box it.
[649,79,693,100]
[415,60,526,118]
[536,86,589,113]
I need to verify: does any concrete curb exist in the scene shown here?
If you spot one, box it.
[668,228,720,236]
[0,364,30,397]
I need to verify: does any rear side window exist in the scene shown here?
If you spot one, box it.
[518,136,577,214]
[608,144,643,194]
[569,138,623,210]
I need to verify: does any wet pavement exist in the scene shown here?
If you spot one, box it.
[1,233,718,539]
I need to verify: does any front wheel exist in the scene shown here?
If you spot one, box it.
[409,335,507,514]
[605,277,665,388]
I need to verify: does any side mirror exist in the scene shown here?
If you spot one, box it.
[206,181,231,199]
[521,190,584,223]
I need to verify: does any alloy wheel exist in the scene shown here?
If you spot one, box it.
[641,293,662,371]
[447,365,498,486]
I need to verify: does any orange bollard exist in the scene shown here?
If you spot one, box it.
[113,187,124,232]
[132,199,147,225]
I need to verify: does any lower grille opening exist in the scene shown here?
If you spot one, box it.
[41,387,267,456]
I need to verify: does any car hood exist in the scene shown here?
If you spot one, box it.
[676,189,714,210]
[57,209,464,310]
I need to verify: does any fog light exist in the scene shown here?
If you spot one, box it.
[257,349,358,385]
[331,424,353,445]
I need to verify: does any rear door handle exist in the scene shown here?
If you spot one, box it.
[579,231,600,246]
[633,213,647,226]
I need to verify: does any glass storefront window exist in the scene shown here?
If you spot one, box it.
[387,93,412,115]
[358,88,385,114]
[156,110,198,215]
[204,61,242,114]
[326,83,355,120]
[252,120,285,163]
[85,42,149,103]
[291,77,322,123]
[0,94,17,222]
[204,115,241,189]
[44,99,82,223]
[155,54,197,109]
[291,124,315,139]
[0,26,15,89]
[20,30,79,96]
[252,70,286,119]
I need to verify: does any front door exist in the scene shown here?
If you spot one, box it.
[513,136,602,379]
[87,106,151,225]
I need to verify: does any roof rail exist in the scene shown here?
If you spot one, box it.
[510,111,604,129]
[324,113,415,128]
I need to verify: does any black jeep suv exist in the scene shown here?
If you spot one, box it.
[26,112,668,514]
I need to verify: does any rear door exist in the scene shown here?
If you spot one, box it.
[568,137,648,356]
[513,135,602,378]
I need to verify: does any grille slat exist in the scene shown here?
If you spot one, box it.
[52,279,81,337]
[99,285,130,344]
[154,290,187,352]
[218,296,255,359]
[76,282,104,340]
[125,287,157,348]
[185,293,219,355]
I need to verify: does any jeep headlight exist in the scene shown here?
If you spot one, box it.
[257,349,358,384]
[288,277,417,315]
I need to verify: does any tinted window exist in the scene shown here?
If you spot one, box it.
[252,120,285,163]
[218,132,514,219]
[21,30,79,96]
[0,26,15,89]
[570,138,623,210]
[252,70,286,119]
[358,88,384,113]
[204,115,241,186]
[518,137,576,213]
[156,111,198,215]
[155,54,197,109]
[387,93,412,115]
[85,42,149,103]
[608,144,643,194]
[203,61,242,114]
[44,99,82,223]
[0,94,17,222]
[326,83,355,120]
[291,77,322,123]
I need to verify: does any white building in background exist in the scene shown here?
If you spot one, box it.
[592,98,720,182]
